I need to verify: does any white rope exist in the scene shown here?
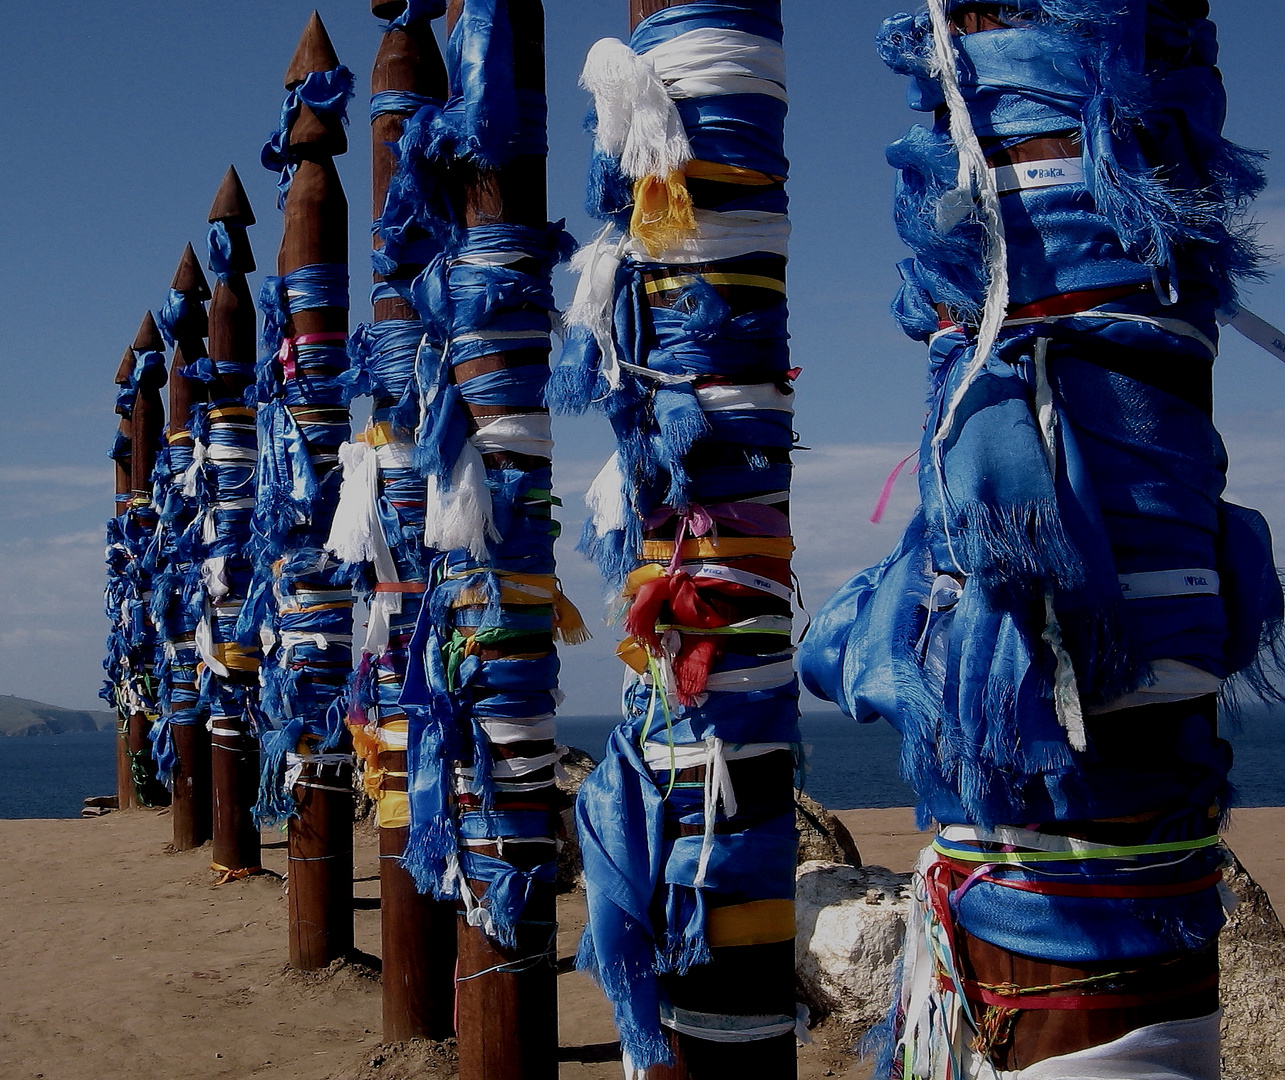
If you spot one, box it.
[926,0,1010,454]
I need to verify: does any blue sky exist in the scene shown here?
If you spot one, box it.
[2,2,1284,714]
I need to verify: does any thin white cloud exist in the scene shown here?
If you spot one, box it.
[0,465,113,487]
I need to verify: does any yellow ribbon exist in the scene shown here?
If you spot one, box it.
[641,537,794,562]
[684,159,782,186]
[447,572,590,646]
[630,172,698,258]
[705,899,796,948]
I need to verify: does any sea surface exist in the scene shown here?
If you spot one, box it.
[3,710,1283,819]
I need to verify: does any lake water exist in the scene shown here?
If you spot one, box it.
[3,709,1282,818]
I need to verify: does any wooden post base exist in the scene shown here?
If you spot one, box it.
[115,715,136,810]
[287,771,354,969]
[211,725,261,874]
[380,825,458,1040]
[455,885,558,1080]
[171,722,212,849]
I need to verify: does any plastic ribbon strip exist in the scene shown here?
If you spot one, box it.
[244,78,354,825]
[327,0,582,956]
[102,381,167,807]
[550,2,800,1069]
[889,822,1226,1080]
[798,4,1282,1077]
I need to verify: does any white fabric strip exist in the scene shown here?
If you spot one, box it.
[456,751,561,780]
[653,614,792,635]
[1119,569,1220,599]
[702,659,796,692]
[1087,659,1224,714]
[203,444,257,463]
[374,441,415,470]
[454,249,540,268]
[581,37,692,182]
[644,28,788,103]
[194,611,228,679]
[992,156,1085,195]
[478,717,557,744]
[1218,303,1285,364]
[469,413,554,457]
[1004,310,1218,356]
[980,1010,1220,1079]
[695,382,794,414]
[284,751,353,792]
[277,631,353,657]
[451,328,551,348]
[623,209,790,264]
[939,823,1118,855]
[424,439,498,562]
[642,739,793,772]
[684,562,795,603]
[326,441,400,585]
[376,726,409,750]
[660,1004,799,1043]
[585,452,628,536]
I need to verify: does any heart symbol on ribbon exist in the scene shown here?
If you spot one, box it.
[1026,168,1039,180]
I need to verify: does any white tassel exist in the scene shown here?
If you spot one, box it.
[194,608,229,679]
[581,37,692,181]
[584,452,627,536]
[326,442,379,564]
[181,439,207,499]
[424,441,498,561]
[565,225,630,389]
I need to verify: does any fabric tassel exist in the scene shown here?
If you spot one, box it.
[326,442,381,564]
[423,440,499,561]
[580,38,692,184]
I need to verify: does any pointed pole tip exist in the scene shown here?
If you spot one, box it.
[285,11,341,87]
[209,166,256,226]
[132,311,164,353]
[171,243,211,297]
[115,346,135,385]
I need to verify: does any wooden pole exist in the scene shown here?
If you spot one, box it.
[111,350,138,810]
[368,0,458,1042]
[616,5,797,1077]
[164,244,214,851]
[276,12,355,970]
[206,165,264,881]
[444,4,560,1079]
[125,312,172,809]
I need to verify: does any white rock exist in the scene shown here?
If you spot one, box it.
[795,860,914,1029]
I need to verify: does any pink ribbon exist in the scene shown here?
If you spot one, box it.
[277,331,348,380]
[870,450,919,524]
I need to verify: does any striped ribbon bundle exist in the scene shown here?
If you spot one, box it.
[550,1,801,1068]
[102,345,169,804]
[244,62,356,825]
[147,286,212,786]
[335,0,582,953]
[193,213,263,800]
[328,66,448,835]
[799,2,1283,1076]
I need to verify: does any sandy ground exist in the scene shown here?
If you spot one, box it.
[3,806,1280,1080]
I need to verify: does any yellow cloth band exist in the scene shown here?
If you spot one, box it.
[705,899,796,947]
[684,159,782,186]
[645,272,785,296]
[211,643,259,673]
[208,406,256,421]
[641,537,795,561]
[377,788,410,830]
[448,573,590,646]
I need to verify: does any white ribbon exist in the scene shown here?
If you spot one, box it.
[646,27,787,102]
[581,37,692,181]
[470,413,554,458]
